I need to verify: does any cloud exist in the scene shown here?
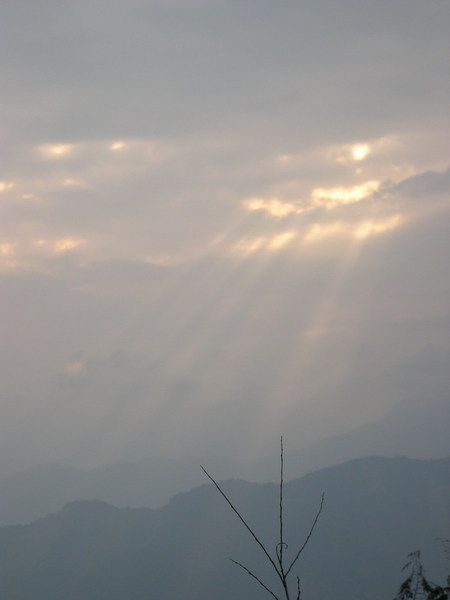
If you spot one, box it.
[388,167,450,199]
[0,0,449,473]
[311,181,381,209]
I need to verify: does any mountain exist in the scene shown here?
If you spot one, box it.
[285,395,450,477]
[0,456,207,525]
[1,395,448,527]
[0,456,448,600]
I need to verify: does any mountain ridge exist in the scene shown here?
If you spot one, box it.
[1,394,448,526]
[0,455,447,600]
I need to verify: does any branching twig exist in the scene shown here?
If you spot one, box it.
[286,493,324,577]
[202,438,324,600]
[200,465,282,579]
[231,558,280,600]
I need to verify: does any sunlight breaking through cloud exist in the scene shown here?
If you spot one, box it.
[109,141,126,151]
[268,231,297,249]
[39,144,74,159]
[34,238,85,253]
[54,238,84,253]
[351,144,370,161]
[233,237,266,255]
[0,181,14,193]
[303,214,403,243]
[311,181,380,208]
[244,197,304,217]
[232,231,297,255]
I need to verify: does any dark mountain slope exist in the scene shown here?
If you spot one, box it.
[0,456,447,600]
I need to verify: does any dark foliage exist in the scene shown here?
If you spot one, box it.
[394,551,448,600]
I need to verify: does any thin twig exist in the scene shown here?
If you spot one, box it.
[202,440,324,600]
[278,436,285,572]
[286,493,324,577]
[230,559,280,600]
[201,465,282,579]
[296,576,301,600]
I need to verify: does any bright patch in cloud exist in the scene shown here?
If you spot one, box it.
[311,181,380,208]
[34,238,84,253]
[63,178,84,187]
[354,215,403,239]
[244,197,304,218]
[54,238,84,252]
[276,154,293,163]
[0,243,14,256]
[0,243,19,271]
[233,231,297,255]
[268,231,297,250]
[233,237,266,255]
[303,214,402,244]
[351,144,370,161]
[39,143,74,158]
[303,222,346,244]
[110,141,126,151]
[65,361,86,374]
[0,181,14,193]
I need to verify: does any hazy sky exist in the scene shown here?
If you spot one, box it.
[1,0,449,474]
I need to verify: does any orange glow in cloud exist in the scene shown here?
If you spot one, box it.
[0,181,14,193]
[110,141,126,151]
[354,215,402,239]
[54,238,84,252]
[268,231,297,249]
[233,237,266,255]
[303,214,402,244]
[0,243,14,256]
[244,180,381,219]
[233,231,297,255]
[62,178,84,187]
[244,197,304,218]
[311,181,380,208]
[39,143,74,158]
[34,238,84,253]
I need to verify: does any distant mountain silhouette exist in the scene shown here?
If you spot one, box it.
[0,456,447,600]
[1,395,448,526]
[0,456,206,525]
[285,395,450,476]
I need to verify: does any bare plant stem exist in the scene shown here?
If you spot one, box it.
[201,437,324,600]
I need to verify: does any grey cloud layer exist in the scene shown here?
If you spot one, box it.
[2,0,449,146]
[0,0,449,473]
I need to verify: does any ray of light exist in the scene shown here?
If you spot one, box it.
[13,132,437,465]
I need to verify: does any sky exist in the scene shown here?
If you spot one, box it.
[1,0,449,475]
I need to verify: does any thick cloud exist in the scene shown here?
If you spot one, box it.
[0,0,449,474]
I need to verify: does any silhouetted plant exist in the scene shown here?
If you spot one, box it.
[201,437,324,600]
[393,550,448,600]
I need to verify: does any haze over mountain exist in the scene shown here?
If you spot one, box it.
[1,394,448,526]
[0,456,447,600]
